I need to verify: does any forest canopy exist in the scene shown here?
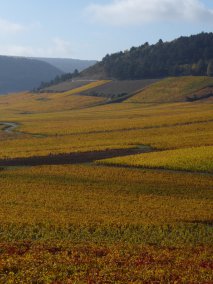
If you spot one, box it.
[96,33,213,79]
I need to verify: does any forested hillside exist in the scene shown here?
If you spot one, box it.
[82,33,213,80]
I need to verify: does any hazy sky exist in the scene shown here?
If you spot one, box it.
[0,0,213,60]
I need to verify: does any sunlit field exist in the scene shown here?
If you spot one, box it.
[0,77,212,283]
[97,146,213,173]
[0,98,212,158]
[128,76,213,103]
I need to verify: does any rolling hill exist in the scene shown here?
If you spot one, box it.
[0,56,97,95]
[0,76,212,117]
[36,76,213,107]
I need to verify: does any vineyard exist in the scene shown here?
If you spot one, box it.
[0,76,212,283]
[98,146,213,173]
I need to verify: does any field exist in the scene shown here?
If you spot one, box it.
[97,146,213,173]
[128,76,213,103]
[0,76,212,283]
[42,80,95,93]
[79,79,158,100]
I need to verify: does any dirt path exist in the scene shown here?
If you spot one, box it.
[0,147,152,167]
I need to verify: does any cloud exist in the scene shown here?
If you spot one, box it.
[0,18,26,34]
[87,0,213,26]
[0,38,73,58]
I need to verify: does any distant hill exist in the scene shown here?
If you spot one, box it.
[81,32,213,80]
[35,58,97,73]
[0,56,97,95]
[0,56,63,94]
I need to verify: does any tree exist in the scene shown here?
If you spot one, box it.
[73,69,79,77]
[191,60,206,75]
[207,60,213,76]
[197,59,206,75]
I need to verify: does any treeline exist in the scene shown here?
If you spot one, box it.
[97,33,213,79]
[36,69,79,91]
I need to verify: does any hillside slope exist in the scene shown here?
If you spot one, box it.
[41,79,157,99]
[127,76,213,103]
[0,77,212,116]
[0,56,63,94]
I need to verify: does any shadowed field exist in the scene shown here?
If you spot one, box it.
[0,147,151,167]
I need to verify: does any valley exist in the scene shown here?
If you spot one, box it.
[0,75,212,282]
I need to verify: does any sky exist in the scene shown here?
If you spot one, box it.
[0,0,213,60]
